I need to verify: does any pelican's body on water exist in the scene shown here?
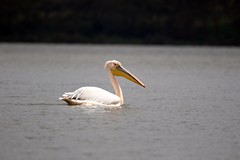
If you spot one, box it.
[59,60,145,108]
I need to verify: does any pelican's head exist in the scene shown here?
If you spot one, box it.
[105,60,145,88]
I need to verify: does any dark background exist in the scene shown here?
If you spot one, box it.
[1,0,239,45]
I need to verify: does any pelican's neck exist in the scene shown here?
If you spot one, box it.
[107,68,124,105]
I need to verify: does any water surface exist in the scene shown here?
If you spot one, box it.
[0,44,240,160]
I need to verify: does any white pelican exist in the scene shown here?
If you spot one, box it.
[59,60,145,107]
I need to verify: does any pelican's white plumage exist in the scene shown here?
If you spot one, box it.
[60,87,121,107]
[59,60,145,108]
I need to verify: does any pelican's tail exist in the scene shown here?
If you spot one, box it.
[59,92,74,100]
[59,92,79,105]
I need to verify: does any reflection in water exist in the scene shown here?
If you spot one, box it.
[64,105,111,114]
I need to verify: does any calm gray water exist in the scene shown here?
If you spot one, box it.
[0,44,240,160]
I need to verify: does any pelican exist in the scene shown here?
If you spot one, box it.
[59,60,145,108]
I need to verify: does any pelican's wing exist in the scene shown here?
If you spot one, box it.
[59,86,121,106]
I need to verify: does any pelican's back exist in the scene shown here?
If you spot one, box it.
[59,86,121,106]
